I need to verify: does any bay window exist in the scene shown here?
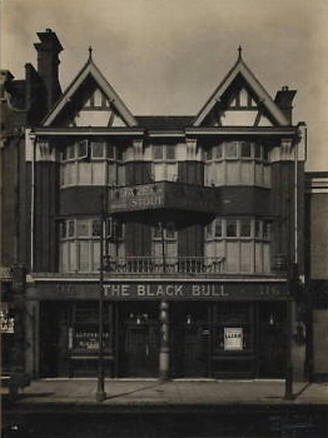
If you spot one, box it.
[204,141,271,188]
[205,217,272,273]
[59,217,124,273]
[60,140,126,187]
[152,144,177,182]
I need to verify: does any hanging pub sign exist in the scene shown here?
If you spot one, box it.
[224,327,243,351]
[0,304,15,334]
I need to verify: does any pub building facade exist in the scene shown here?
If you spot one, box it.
[8,30,308,380]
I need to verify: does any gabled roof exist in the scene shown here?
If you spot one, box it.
[42,52,137,127]
[193,50,290,127]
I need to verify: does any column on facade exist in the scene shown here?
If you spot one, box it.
[159,300,170,380]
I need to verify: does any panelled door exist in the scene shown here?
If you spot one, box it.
[119,302,159,377]
[171,303,210,377]
[258,302,286,378]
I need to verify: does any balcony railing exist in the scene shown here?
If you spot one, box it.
[103,256,225,275]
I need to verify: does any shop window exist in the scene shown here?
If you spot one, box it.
[215,303,252,352]
[69,302,112,356]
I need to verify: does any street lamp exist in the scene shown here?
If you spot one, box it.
[96,191,107,402]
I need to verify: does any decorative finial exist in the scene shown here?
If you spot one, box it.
[88,46,93,60]
[238,45,242,60]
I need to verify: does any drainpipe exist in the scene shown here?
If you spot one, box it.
[30,131,36,272]
[285,135,299,401]
[294,139,298,267]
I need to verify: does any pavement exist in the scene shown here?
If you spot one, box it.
[2,379,328,414]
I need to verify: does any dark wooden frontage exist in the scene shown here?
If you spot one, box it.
[35,279,289,379]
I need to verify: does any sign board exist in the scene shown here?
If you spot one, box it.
[108,182,216,214]
[224,327,243,351]
[28,280,289,301]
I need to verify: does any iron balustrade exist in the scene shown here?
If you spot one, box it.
[103,256,225,274]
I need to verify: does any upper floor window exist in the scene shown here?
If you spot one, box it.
[204,141,271,188]
[206,217,271,241]
[153,144,176,161]
[59,217,124,273]
[152,222,177,240]
[205,217,272,274]
[204,141,269,162]
[60,140,126,187]
[152,144,177,182]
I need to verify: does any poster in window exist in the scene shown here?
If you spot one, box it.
[224,327,243,351]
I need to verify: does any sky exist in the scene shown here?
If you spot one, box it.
[1,0,327,171]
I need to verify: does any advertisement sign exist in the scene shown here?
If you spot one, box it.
[0,304,14,334]
[108,182,216,213]
[224,327,243,351]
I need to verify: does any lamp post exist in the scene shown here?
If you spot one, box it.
[96,192,106,402]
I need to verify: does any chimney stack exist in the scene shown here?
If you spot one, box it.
[274,85,297,125]
[34,29,63,110]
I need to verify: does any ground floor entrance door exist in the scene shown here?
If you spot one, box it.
[171,303,210,377]
[118,302,159,377]
[258,302,286,378]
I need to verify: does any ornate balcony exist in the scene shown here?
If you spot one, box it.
[103,256,225,275]
[108,182,217,214]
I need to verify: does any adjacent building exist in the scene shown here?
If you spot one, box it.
[1,30,309,381]
[306,172,328,381]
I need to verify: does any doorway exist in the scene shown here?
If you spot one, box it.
[258,302,286,378]
[171,302,210,377]
[118,302,159,377]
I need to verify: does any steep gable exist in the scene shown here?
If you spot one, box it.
[42,53,137,128]
[193,50,289,128]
